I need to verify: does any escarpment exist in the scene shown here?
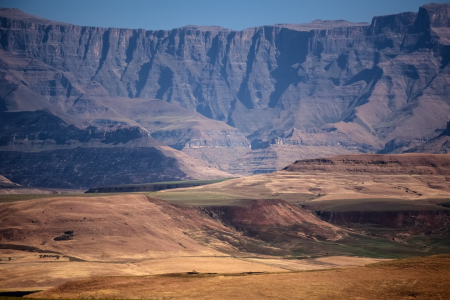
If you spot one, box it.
[1,3,450,186]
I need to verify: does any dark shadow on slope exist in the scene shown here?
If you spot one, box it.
[344,68,379,86]
[135,61,152,97]
[155,67,174,101]
[220,31,236,89]
[337,53,348,70]
[268,29,309,108]
[207,34,219,65]
[440,45,450,70]
[125,31,138,64]
[92,29,110,79]
[0,291,40,297]
[343,67,383,122]
[236,31,260,110]
[402,65,420,80]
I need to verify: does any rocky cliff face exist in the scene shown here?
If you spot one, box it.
[0,4,450,185]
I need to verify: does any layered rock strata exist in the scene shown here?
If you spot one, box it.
[0,4,450,184]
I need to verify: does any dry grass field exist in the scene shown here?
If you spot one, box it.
[155,154,450,205]
[0,193,387,291]
[28,254,450,300]
[155,171,450,205]
[0,255,388,291]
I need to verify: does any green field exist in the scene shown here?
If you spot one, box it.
[85,178,236,193]
[89,178,235,189]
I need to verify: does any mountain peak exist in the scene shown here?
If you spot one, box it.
[418,2,450,28]
[0,7,68,26]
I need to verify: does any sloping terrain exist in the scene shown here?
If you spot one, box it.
[1,4,450,183]
[1,193,365,260]
[0,175,18,188]
[0,194,235,261]
[0,174,82,195]
[0,109,232,188]
[156,153,450,246]
[0,193,393,290]
[405,121,450,154]
[0,175,56,195]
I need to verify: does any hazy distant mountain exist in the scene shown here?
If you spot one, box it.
[0,3,449,187]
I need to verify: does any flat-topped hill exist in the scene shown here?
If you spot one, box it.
[283,154,450,175]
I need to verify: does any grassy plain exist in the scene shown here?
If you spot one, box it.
[0,253,388,291]
[28,254,450,300]
[153,171,450,207]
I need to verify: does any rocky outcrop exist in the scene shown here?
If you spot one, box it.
[368,12,417,35]
[414,3,450,30]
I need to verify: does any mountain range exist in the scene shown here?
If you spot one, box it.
[1,3,450,188]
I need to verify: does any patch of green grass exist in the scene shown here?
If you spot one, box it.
[304,198,449,212]
[333,234,427,258]
[86,178,237,194]
[92,178,236,189]
[404,234,450,254]
[287,234,427,259]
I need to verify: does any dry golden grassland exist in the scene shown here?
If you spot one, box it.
[29,254,450,300]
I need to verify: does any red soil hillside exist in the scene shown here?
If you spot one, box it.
[204,199,341,237]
